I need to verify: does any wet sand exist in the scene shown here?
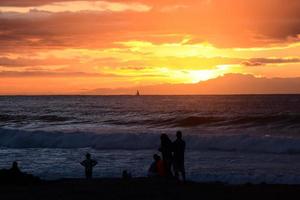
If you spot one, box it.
[0,178,299,200]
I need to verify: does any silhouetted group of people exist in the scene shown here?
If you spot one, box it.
[148,131,186,181]
[2,131,186,182]
[80,131,185,181]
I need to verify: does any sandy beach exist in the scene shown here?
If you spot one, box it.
[1,178,300,200]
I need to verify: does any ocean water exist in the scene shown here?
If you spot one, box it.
[0,95,300,184]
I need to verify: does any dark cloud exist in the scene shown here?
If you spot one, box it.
[0,0,300,50]
[0,70,120,77]
[0,0,153,7]
[0,0,166,7]
[0,0,74,6]
[242,61,264,67]
[0,70,166,78]
[242,57,300,66]
[0,56,75,67]
[0,11,134,52]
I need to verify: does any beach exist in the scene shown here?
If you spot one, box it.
[1,0,300,198]
[1,178,300,200]
[0,95,300,184]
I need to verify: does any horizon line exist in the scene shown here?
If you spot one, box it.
[1,93,300,97]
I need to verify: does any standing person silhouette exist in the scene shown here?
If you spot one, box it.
[173,131,186,181]
[10,161,21,175]
[80,153,98,179]
[159,134,173,177]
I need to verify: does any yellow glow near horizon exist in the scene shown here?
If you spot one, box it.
[184,65,232,83]
[118,40,230,58]
[3,40,300,87]
[1,0,300,94]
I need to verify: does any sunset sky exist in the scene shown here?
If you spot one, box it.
[0,0,300,94]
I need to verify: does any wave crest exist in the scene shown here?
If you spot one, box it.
[0,114,70,122]
[1,128,300,154]
[104,114,300,128]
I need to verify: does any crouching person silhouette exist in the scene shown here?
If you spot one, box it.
[80,153,97,179]
[148,154,165,178]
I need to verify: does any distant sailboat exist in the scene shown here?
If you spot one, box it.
[136,90,140,96]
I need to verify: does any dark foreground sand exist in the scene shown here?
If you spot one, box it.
[0,178,300,200]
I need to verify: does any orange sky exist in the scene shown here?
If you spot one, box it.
[0,0,300,94]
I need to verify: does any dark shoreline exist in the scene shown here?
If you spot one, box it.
[1,178,300,200]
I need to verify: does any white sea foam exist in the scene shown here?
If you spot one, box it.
[1,128,300,154]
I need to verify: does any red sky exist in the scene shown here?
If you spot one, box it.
[0,0,300,94]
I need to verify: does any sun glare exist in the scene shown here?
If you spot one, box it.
[188,70,217,83]
[185,64,232,83]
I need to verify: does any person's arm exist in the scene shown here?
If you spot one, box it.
[148,162,155,173]
[92,160,98,166]
[172,141,176,152]
[158,146,162,152]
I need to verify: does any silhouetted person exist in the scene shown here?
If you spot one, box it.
[122,170,132,180]
[173,131,186,181]
[159,134,173,177]
[8,161,22,181]
[80,153,97,179]
[10,161,21,175]
[0,161,40,184]
[148,154,165,178]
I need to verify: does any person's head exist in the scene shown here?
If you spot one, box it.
[12,161,18,168]
[176,131,182,139]
[86,153,91,159]
[153,154,161,161]
[160,134,170,142]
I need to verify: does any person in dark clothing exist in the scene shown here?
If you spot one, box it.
[10,161,21,175]
[122,170,132,180]
[0,161,40,184]
[159,134,173,177]
[173,131,186,181]
[148,154,165,178]
[80,153,98,179]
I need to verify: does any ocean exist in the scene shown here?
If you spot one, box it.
[0,95,300,184]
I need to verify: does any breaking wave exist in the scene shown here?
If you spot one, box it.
[1,128,300,154]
